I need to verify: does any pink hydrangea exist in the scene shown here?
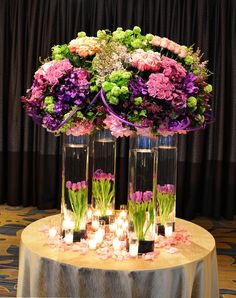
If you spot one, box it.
[104,115,133,138]
[147,73,174,100]
[130,49,161,72]
[161,57,187,82]
[66,120,94,136]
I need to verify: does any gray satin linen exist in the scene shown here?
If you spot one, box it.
[17,241,219,298]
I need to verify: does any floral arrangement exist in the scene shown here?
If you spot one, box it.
[92,169,115,216]
[22,26,213,137]
[157,184,175,226]
[66,180,88,231]
[128,191,154,240]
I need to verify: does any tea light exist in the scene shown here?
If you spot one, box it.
[119,210,127,219]
[95,229,104,243]
[116,228,123,238]
[64,230,73,245]
[87,207,93,221]
[116,217,123,227]
[48,227,57,238]
[92,220,99,231]
[129,242,139,257]
[109,223,117,232]
[106,208,113,216]
[88,239,97,250]
[113,238,121,250]
[165,224,173,237]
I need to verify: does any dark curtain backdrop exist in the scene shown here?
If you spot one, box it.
[0,0,235,219]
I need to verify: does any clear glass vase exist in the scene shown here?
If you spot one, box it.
[61,135,89,242]
[91,130,116,222]
[156,135,177,236]
[128,135,158,253]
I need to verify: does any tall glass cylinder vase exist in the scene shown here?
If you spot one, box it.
[61,135,89,242]
[156,135,177,236]
[128,135,158,254]
[91,130,116,223]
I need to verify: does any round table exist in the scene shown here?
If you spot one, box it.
[17,215,219,298]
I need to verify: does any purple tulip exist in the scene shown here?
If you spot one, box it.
[157,184,175,194]
[66,180,72,189]
[143,191,153,202]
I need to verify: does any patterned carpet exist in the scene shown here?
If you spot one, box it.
[0,204,236,298]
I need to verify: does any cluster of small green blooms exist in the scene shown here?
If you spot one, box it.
[51,44,70,60]
[102,70,131,105]
[77,31,86,38]
[187,96,198,109]
[134,97,142,105]
[110,26,153,51]
[204,84,213,93]
[44,96,55,114]
[184,56,194,65]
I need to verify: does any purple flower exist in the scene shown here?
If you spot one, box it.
[168,117,191,132]
[93,169,114,180]
[66,180,72,189]
[157,184,175,194]
[72,183,78,192]
[128,77,148,98]
[143,191,153,202]
[183,73,199,96]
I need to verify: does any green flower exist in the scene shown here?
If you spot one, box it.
[133,26,141,34]
[45,103,54,114]
[187,96,197,108]
[44,96,54,105]
[107,93,119,105]
[111,86,121,97]
[185,55,194,65]
[204,84,213,93]
[102,81,116,92]
[134,97,142,105]
[97,30,107,39]
[131,39,143,49]
[145,33,154,41]
[120,86,129,94]
[77,31,86,38]
[125,29,133,36]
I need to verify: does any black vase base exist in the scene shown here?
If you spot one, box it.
[73,230,87,242]
[99,215,110,225]
[138,240,154,254]
[157,222,175,236]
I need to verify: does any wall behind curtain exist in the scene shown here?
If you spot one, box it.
[0,0,235,218]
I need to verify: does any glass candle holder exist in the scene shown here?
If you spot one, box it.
[61,135,89,242]
[157,135,177,235]
[91,130,116,220]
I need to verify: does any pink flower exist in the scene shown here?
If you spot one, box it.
[66,120,94,136]
[161,57,187,82]
[66,181,72,189]
[72,183,78,192]
[151,36,162,47]
[130,49,161,72]
[147,73,174,100]
[104,115,133,138]
[160,37,170,48]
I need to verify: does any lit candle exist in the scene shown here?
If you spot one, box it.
[129,243,139,257]
[48,227,57,238]
[64,230,73,245]
[116,228,123,238]
[87,208,93,221]
[109,223,117,232]
[88,239,97,250]
[116,217,123,227]
[92,220,99,231]
[119,210,127,219]
[165,225,173,237]
[95,229,104,243]
[113,238,121,250]
[122,220,128,231]
[106,208,113,216]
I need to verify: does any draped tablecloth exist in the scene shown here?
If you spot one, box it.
[17,215,219,298]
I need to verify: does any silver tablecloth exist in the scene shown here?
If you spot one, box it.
[17,216,219,298]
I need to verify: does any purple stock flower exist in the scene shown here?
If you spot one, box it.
[157,184,175,194]
[168,117,191,132]
[128,77,148,98]
[183,73,199,96]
